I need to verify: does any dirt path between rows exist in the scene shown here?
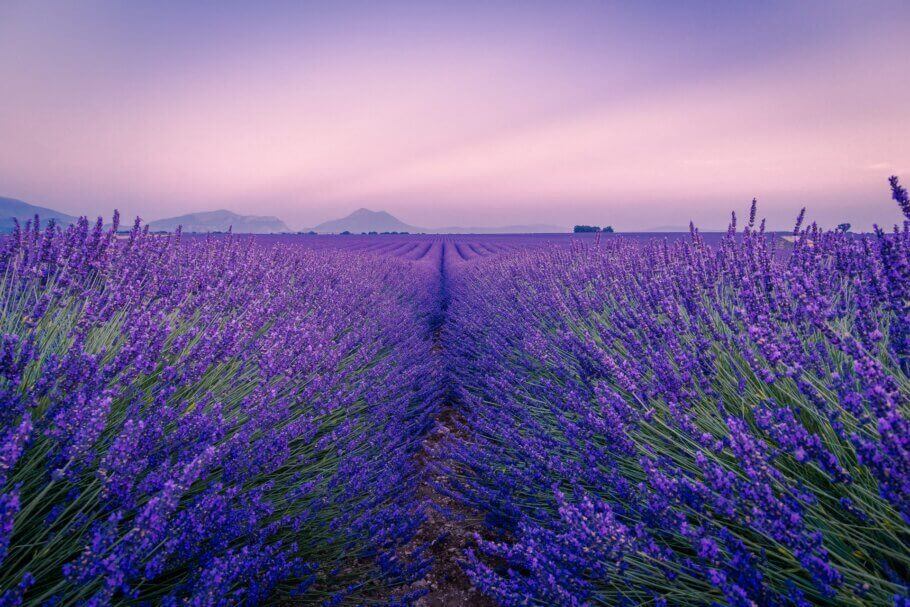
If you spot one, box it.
[404,241,497,606]
[405,405,496,607]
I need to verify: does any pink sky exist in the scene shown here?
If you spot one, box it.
[1,2,908,230]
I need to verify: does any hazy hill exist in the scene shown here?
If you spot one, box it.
[0,196,77,232]
[312,208,565,234]
[148,210,290,233]
[313,208,419,233]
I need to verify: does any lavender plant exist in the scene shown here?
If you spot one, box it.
[3,180,909,606]
[443,182,910,606]
[0,217,441,605]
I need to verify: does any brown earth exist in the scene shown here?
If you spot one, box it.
[404,406,497,607]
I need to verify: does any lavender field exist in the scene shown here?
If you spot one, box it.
[0,182,909,606]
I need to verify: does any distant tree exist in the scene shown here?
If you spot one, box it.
[837,223,851,233]
[340,230,351,235]
[368,231,378,235]
[603,226,614,233]
[573,225,600,233]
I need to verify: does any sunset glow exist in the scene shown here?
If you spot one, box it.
[1,1,908,230]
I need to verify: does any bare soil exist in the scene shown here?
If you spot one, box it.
[404,406,497,607]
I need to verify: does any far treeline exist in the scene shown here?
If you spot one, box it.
[573,225,614,233]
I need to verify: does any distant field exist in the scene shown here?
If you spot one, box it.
[247,230,790,260]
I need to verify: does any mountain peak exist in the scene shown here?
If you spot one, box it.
[314,208,418,233]
[348,208,397,218]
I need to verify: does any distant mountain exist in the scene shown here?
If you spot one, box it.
[0,196,77,232]
[313,208,419,233]
[311,208,566,234]
[148,210,290,233]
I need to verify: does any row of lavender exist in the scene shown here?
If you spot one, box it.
[0,218,442,605]
[253,233,566,265]
[443,184,910,605]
